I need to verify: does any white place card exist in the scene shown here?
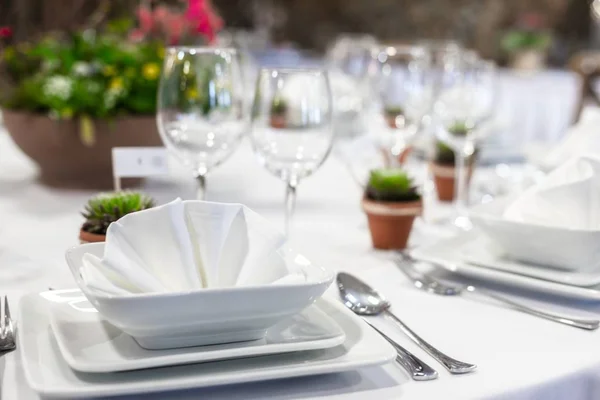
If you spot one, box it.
[112,147,169,190]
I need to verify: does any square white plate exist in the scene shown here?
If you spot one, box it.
[411,231,600,301]
[19,292,395,399]
[49,290,346,373]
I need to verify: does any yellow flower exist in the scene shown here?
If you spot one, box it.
[142,63,160,81]
[61,107,74,119]
[185,87,199,100]
[103,65,117,76]
[109,77,124,91]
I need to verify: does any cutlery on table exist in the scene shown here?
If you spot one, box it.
[359,315,438,381]
[0,296,16,352]
[337,273,476,375]
[395,254,600,331]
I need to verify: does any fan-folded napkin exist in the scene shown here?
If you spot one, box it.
[503,155,600,230]
[80,199,305,296]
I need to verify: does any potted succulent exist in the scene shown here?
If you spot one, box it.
[0,1,222,189]
[430,123,477,202]
[501,12,551,72]
[361,168,422,250]
[79,191,155,243]
[384,106,405,129]
[381,106,412,165]
[270,96,288,128]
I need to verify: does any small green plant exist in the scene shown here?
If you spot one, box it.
[270,96,288,116]
[384,106,404,118]
[500,13,551,54]
[501,30,551,54]
[81,191,155,235]
[366,168,420,202]
[434,122,476,165]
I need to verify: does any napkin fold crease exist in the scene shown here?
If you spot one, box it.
[80,199,300,296]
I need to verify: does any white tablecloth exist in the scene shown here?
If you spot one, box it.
[2,129,600,400]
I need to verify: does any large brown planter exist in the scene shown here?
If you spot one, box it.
[79,230,106,244]
[362,198,422,250]
[2,110,162,189]
[430,163,473,202]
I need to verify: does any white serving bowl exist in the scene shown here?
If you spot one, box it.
[470,199,600,272]
[65,243,333,350]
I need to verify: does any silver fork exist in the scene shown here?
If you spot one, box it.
[395,255,600,331]
[0,296,16,352]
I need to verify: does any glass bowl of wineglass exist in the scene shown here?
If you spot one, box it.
[157,47,247,200]
[250,68,335,236]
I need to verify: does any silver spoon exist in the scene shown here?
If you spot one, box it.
[336,274,437,380]
[395,255,600,331]
[337,272,477,374]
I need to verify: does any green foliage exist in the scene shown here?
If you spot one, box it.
[501,30,551,53]
[384,106,404,117]
[81,191,155,235]
[1,29,164,119]
[434,122,474,165]
[366,169,420,202]
[270,96,287,115]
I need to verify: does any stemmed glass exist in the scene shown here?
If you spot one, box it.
[433,54,497,230]
[250,68,334,236]
[368,45,433,166]
[157,47,247,200]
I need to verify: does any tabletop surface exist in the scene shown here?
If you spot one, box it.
[2,117,600,400]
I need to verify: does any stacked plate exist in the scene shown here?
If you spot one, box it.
[412,198,600,301]
[18,289,395,398]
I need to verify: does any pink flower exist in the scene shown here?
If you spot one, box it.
[0,26,12,38]
[137,6,154,34]
[518,12,545,30]
[163,14,189,45]
[185,0,222,43]
[129,29,146,42]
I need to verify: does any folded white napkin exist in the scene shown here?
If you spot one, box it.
[536,107,600,170]
[80,199,305,296]
[503,155,600,230]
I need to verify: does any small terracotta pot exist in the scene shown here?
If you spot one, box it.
[79,229,106,244]
[362,198,423,250]
[2,110,162,189]
[270,115,286,129]
[510,49,547,72]
[430,163,473,202]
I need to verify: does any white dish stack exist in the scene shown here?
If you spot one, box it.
[17,200,396,398]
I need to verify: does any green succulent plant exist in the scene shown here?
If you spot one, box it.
[81,191,155,235]
[366,168,421,202]
[270,96,288,116]
[434,122,477,166]
[384,106,404,118]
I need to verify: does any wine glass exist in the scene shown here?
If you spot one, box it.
[369,45,433,166]
[157,47,247,200]
[250,68,334,236]
[326,34,378,80]
[433,54,497,230]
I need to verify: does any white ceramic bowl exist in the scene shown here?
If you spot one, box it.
[65,243,333,350]
[470,199,600,272]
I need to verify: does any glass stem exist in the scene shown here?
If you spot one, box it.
[284,180,297,238]
[454,144,472,217]
[195,173,207,201]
